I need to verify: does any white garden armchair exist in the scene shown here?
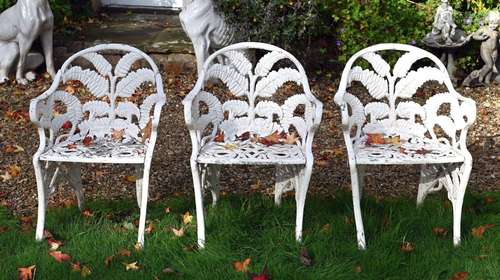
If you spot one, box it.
[183,42,323,247]
[29,44,166,247]
[334,44,476,249]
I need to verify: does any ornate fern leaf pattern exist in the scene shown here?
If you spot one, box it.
[116,68,155,98]
[63,67,109,98]
[207,64,248,97]
[361,52,390,77]
[225,51,252,75]
[255,68,302,98]
[115,52,143,77]
[82,52,113,77]
[192,91,223,131]
[254,51,288,76]
[392,52,426,78]
[349,67,388,99]
[395,67,445,98]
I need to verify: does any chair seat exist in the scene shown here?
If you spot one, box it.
[197,140,306,165]
[354,136,465,165]
[40,139,147,164]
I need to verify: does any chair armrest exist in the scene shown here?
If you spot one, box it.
[29,71,63,128]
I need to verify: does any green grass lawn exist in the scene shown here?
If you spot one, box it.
[1,191,498,279]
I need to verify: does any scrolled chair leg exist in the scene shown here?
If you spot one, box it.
[442,163,472,247]
[350,164,366,250]
[295,164,312,242]
[191,160,206,248]
[34,158,48,241]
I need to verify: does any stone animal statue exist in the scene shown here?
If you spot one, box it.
[463,10,500,86]
[180,0,236,76]
[0,0,56,85]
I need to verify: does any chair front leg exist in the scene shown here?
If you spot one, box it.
[442,162,472,246]
[67,163,84,210]
[34,158,48,241]
[137,162,151,248]
[295,164,311,242]
[191,160,206,248]
[357,165,365,200]
[351,164,366,250]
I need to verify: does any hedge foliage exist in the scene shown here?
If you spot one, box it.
[0,0,90,23]
[214,0,500,63]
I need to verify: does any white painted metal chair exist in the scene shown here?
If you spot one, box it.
[29,44,166,247]
[334,44,476,249]
[183,42,323,247]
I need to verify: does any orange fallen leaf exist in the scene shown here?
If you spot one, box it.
[432,227,448,237]
[471,224,494,238]
[123,262,140,271]
[214,131,225,143]
[111,129,125,142]
[366,133,385,145]
[233,258,251,272]
[172,227,184,237]
[49,251,71,263]
[117,248,131,257]
[134,243,142,252]
[450,271,468,280]
[399,242,415,253]
[145,223,155,234]
[164,207,171,214]
[141,119,153,144]
[483,197,494,205]
[82,209,94,218]
[0,226,8,233]
[47,238,63,251]
[71,262,81,272]
[284,132,299,145]
[66,143,77,150]
[182,212,193,225]
[258,131,283,146]
[18,265,36,280]
[3,144,24,153]
[124,175,136,183]
[65,85,76,94]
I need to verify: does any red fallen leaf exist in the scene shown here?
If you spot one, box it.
[258,131,283,146]
[66,143,77,150]
[18,265,36,280]
[0,226,8,233]
[71,262,81,272]
[47,238,64,251]
[61,121,72,130]
[42,230,53,239]
[471,224,494,238]
[415,148,430,155]
[83,136,93,147]
[250,266,272,280]
[299,247,313,267]
[49,251,71,263]
[238,131,251,141]
[141,119,153,144]
[399,242,415,253]
[366,133,385,146]
[214,131,224,143]
[450,271,468,280]
[484,196,494,205]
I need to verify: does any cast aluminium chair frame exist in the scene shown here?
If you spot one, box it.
[183,42,323,248]
[334,44,476,249]
[29,44,166,247]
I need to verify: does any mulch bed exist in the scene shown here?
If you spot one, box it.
[0,68,498,216]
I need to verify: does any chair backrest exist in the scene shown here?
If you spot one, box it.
[37,44,165,145]
[189,42,322,145]
[334,43,475,148]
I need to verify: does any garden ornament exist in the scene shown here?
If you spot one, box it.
[423,0,470,83]
[180,0,235,76]
[0,0,56,85]
[463,10,500,87]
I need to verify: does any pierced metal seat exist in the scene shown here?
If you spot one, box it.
[197,140,305,165]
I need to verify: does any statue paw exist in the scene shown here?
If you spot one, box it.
[25,72,37,82]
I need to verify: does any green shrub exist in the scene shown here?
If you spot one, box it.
[0,0,90,24]
[214,0,500,66]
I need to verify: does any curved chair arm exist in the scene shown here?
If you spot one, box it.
[29,71,63,128]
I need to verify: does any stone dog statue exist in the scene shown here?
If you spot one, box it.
[0,0,56,85]
[180,0,235,76]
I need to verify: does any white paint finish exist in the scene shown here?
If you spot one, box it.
[183,42,323,247]
[334,43,476,249]
[30,44,166,248]
[101,0,182,8]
